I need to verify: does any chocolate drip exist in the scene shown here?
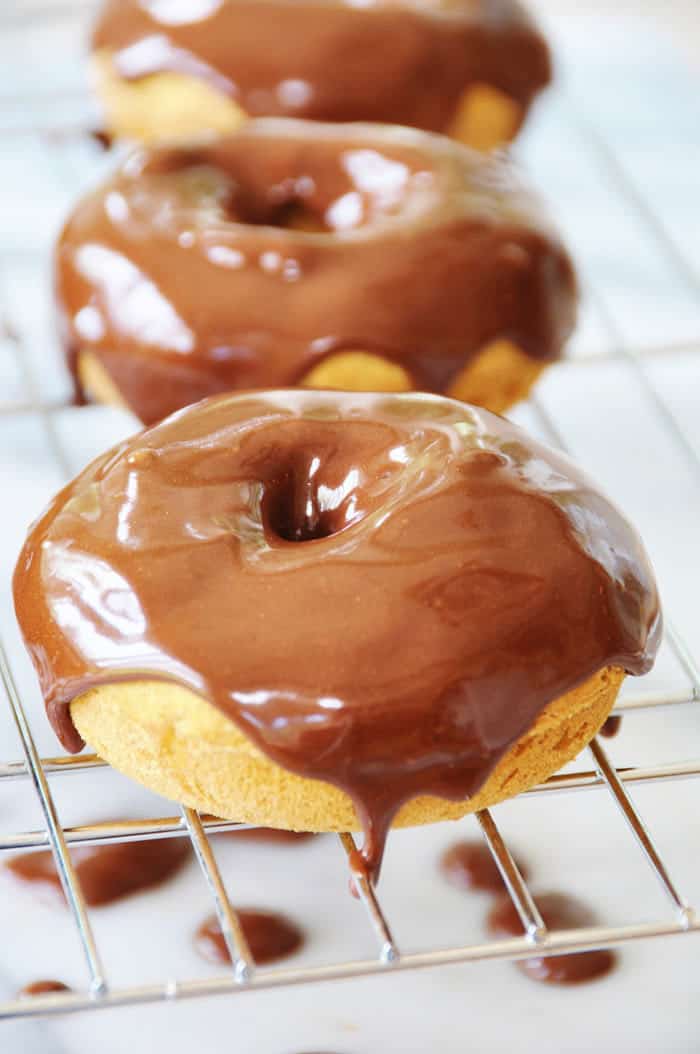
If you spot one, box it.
[90,128,113,151]
[600,715,622,738]
[5,838,189,907]
[12,391,661,877]
[55,121,577,425]
[488,892,617,984]
[93,0,550,132]
[440,839,528,893]
[19,980,71,998]
[195,909,304,965]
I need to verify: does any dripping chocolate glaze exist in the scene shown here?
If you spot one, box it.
[488,892,617,984]
[55,120,577,424]
[19,980,71,998]
[92,0,550,132]
[440,839,528,893]
[195,909,304,965]
[5,839,189,907]
[13,391,660,876]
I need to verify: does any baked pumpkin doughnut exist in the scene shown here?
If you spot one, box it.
[13,391,660,875]
[90,0,551,151]
[56,119,577,426]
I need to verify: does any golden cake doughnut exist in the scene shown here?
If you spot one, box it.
[90,0,551,150]
[70,668,623,834]
[13,391,660,874]
[56,120,577,425]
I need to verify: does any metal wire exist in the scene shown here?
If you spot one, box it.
[0,0,698,1022]
[589,739,696,927]
[0,639,107,998]
[181,807,255,982]
[338,833,399,964]
[476,811,546,942]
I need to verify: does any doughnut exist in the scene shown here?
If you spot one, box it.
[56,119,577,426]
[90,0,551,150]
[13,390,660,876]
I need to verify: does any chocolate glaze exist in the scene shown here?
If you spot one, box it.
[90,128,114,151]
[13,390,660,877]
[93,0,550,134]
[440,839,527,893]
[5,838,189,907]
[488,892,617,984]
[601,714,622,738]
[195,909,304,965]
[19,980,71,998]
[55,120,577,425]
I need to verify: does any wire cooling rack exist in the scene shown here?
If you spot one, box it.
[0,1,699,1027]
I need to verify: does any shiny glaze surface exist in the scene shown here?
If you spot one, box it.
[5,839,190,907]
[487,892,618,984]
[195,908,304,965]
[56,120,577,424]
[440,839,528,893]
[13,390,660,874]
[93,0,550,131]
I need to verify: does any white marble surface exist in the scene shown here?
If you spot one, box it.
[0,6,699,1054]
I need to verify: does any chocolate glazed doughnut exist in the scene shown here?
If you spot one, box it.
[91,0,551,150]
[13,391,660,878]
[56,120,577,425]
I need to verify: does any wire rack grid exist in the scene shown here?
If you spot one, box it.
[0,1,699,1025]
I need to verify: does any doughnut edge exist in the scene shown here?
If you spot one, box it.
[71,666,624,832]
[76,342,549,420]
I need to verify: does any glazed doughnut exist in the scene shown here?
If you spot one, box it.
[90,0,551,151]
[13,390,660,875]
[56,119,577,426]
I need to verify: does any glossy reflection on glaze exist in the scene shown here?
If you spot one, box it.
[93,0,550,131]
[195,908,304,965]
[5,838,190,907]
[13,390,660,877]
[56,121,577,424]
[487,892,617,984]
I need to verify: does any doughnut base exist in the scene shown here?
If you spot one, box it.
[76,340,547,420]
[449,84,522,152]
[91,51,247,143]
[71,667,623,833]
[91,50,520,151]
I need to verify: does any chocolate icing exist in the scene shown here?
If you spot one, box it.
[195,908,304,965]
[5,839,189,907]
[600,714,622,738]
[13,390,660,876]
[92,0,550,133]
[440,839,527,893]
[487,892,617,984]
[55,120,577,425]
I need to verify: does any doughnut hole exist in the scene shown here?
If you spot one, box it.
[263,451,369,544]
[448,340,546,413]
[302,351,414,394]
[449,84,521,152]
[91,51,247,143]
